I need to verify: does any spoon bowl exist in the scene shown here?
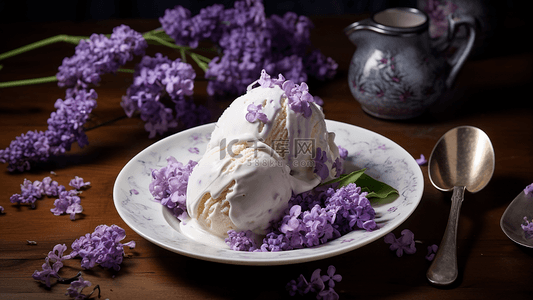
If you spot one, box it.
[500,191,533,248]
[426,126,495,286]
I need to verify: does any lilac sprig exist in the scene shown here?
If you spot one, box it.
[57,24,147,92]
[256,69,317,117]
[226,183,376,252]
[149,157,198,221]
[65,276,100,300]
[286,265,341,300]
[384,229,417,257]
[121,53,210,138]
[10,176,63,208]
[70,224,136,271]
[0,89,97,172]
[32,244,72,287]
[161,0,337,97]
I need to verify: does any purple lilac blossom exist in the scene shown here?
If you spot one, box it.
[57,25,147,91]
[51,190,83,220]
[245,103,269,123]
[313,148,329,180]
[286,266,340,299]
[524,183,533,196]
[225,230,258,251]
[162,0,337,97]
[522,217,533,238]
[416,154,427,165]
[426,244,439,261]
[256,69,317,117]
[337,145,348,160]
[0,89,97,172]
[65,276,92,300]
[121,53,209,138]
[384,229,417,257]
[10,177,65,207]
[69,176,91,190]
[0,206,4,214]
[32,244,71,287]
[149,157,198,221]
[70,224,136,271]
[227,182,376,252]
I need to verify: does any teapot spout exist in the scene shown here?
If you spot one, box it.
[344,19,375,46]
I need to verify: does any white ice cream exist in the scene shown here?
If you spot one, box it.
[185,82,340,239]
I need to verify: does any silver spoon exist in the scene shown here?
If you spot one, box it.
[500,190,533,248]
[426,126,495,286]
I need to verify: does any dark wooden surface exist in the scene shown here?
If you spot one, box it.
[1,14,532,300]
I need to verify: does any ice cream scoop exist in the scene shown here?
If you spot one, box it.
[185,71,341,238]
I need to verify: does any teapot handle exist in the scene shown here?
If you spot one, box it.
[445,13,476,89]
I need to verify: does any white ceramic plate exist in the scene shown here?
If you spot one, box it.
[113,120,423,265]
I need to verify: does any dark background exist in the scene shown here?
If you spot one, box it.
[0,0,521,21]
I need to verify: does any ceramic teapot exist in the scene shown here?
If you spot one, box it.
[345,7,476,119]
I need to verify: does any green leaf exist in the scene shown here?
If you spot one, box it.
[320,168,366,188]
[355,173,398,199]
[320,168,398,199]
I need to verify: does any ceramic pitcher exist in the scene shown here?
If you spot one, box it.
[345,7,476,119]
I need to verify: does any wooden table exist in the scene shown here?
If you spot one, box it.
[1,14,532,300]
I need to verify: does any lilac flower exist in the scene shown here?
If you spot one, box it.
[121,53,209,138]
[320,265,342,288]
[314,148,329,181]
[32,244,71,287]
[51,189,83,220]
[162,1,337,96]
[282,80,314,117]
[287,266,340,299]
[225,230,258,251]
[149,157,198,221]
[522,217,533,238]
[65,276,92,300]
[10,178,43,208]
[57,25,147,90]
[416,154,427,165]
[325,183,377,233]
[70,224,136,271]
[69,176,90,190]
[245,103,268,123]
[426,244,439,261]
[0,206,4,214]
[524,183,533,197]
[10,177,65,208]
[384,229,417,257]
[0,89,97,172]
[337,146,348,160]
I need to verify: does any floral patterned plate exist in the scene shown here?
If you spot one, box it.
[113,120,424,265]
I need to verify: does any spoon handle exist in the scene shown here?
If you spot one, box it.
[427,185,465,286]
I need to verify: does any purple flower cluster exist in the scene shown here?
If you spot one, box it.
[160,0,337,97]
[1,89,97,172]
[57,25,147,92]
[226,183,377,252]
[121,53,210,138]
[32,244,72,287]
[522,217,533,238]
[256,69,318,118]
[70,224,136,271]
[245,103,268,123]
[286,265,342,300]
[9,175,88,220]
[65,276,92,300]
[384,229,417,257]
[32,225,135,288]
[149,156,198,221]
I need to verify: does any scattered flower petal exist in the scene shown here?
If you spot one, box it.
[416,154,427,165]
[384,229,417,257]
[426,244,438,261]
